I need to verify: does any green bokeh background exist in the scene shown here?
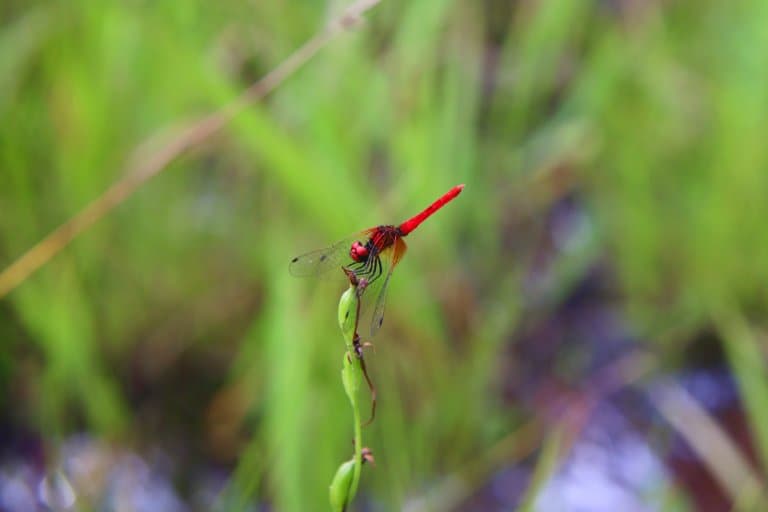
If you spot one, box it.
[2,0,768,510]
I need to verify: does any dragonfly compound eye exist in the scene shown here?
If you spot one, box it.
[349,241,369,262]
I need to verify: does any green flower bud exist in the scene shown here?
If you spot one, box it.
[329,459,356,511]
[338,285,358,350]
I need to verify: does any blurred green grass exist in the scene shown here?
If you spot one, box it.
[2,0,768,510]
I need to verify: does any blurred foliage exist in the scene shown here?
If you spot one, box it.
[2,0,768,510]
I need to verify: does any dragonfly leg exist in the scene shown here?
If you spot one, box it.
[348,252,383,285]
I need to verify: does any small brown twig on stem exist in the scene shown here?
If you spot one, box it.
[343,267,378,427]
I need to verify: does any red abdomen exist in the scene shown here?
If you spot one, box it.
[398,184,464,236]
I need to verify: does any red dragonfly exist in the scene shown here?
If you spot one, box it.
[290,184,465,337]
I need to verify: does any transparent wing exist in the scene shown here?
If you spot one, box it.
[289,229,373,277]
[369,237,407,337]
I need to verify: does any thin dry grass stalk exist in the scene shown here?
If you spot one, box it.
[0,0,381,299]
[648,380,765,509]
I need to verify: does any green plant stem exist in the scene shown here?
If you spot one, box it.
[331,283,366,510]
[347,355,364,501]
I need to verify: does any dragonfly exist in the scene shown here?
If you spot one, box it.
[289,184,465,337]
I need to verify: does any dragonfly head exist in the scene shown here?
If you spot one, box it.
[349,241,369,262]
